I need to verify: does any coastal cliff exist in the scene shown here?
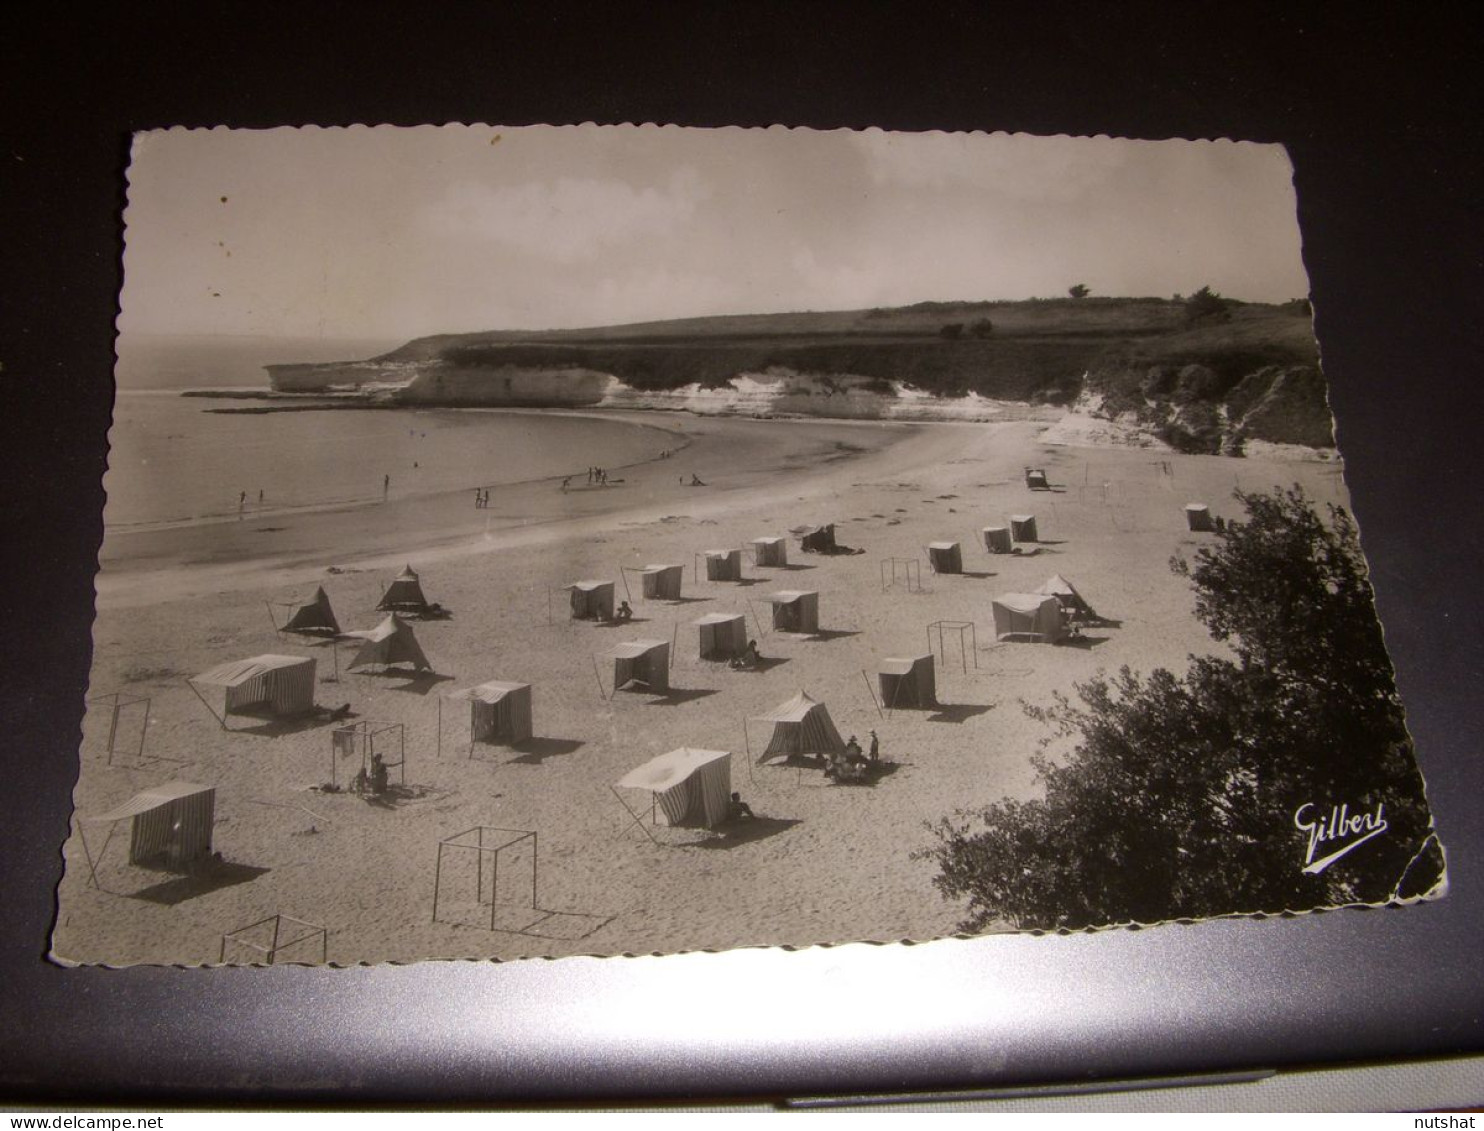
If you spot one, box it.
[263,297,1330,450]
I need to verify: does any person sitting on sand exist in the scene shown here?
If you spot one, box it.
[615,600,633,623]
[690,474,706,486]
[844,735,864,761]
[728,792,755,820]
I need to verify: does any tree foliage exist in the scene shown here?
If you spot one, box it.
[1184,284,1231,324]
[938,322,965,340]
[969,317,995,339]
[1068,283,1091,299]
[920,487,1438,932]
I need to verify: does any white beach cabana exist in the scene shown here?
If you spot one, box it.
[613,747,733,831]
[1009,514,1039,543]
[188,654,316,727]
[982,525,1013,554]
[1185,503,1214,532]
[991,593,1065,643]
[702,548,744,582]
[639,564,685,601]
[926,541,963,574]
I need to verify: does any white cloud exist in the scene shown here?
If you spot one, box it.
[851,129,1129,202]
[420,168,709,262]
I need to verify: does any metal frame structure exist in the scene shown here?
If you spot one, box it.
[330,721,406,789]
[85,691,152,766]
[218,914,328,965]
[880,557,922,592]
[927,619,979,673]
[431,826,538,931]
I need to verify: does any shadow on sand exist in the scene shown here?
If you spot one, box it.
[691,816,802,849]
[130,861,270,906]
[505,737,586,764]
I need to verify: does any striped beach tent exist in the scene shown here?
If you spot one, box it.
[703,548,743,582]
[764,590,819,634]
[878,654,937,710]
[79,781,216,885]
[992,593,1064,643]
[567,579,615,621]
[1185,503,1214,532]
[189,654,317,726]
[639,564,684,600]
[346,614,431,672]
[926,541,963,574]
[694,612,748,660]
[448,680,534,745]
[610,639,670,694]
[753,691,846,764]
[615,748,733,830]
[750,536,788,567]
[982,525,1013,554]
[1009,514,1039,543]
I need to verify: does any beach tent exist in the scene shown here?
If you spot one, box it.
[703,548,743,582]
[281,586,340,636]
[694,612,748,660]
[611,639,671,694]
[80,781,215,883]
[567,579,615,621]
[1025,468,1050,490]
[189,654,316,726]
[878,654,937,710]
[982,526,1013,554]
[346,614,431,672]
[796,524,837,553]
[1035,573,1096,619]
[1185,503,1214,532]
[615,748,732,830]
[753,691,845,764]
[639,564,684,600]
[926,541,963,574]
[448,680,533,745]
[1010,514,1039,543]
[750,536,789,567]
[377,565,430,615]
[992,593,1064,643]
[764,590,820,634]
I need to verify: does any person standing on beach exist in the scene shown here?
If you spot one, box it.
[383,473,390,501]
[238,490,246,519]
[561,477,570,492]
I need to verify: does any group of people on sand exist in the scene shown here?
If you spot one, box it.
[728,639,763,670]
[473,487,492,509]
[587,467,610,485]
[824,731,880,784]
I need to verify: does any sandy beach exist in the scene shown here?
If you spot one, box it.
[58,409,1348,966]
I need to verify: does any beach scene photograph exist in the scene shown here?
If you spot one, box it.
[54,123,1445,967]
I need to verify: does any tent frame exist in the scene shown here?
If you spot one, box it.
[85,690,152,766]
[880,557,922,592]
[432,826,538,931]
[218,913,327,965]
[330,721,406,789]
[927,619,979,673]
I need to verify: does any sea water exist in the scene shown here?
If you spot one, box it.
[105,335,672,528]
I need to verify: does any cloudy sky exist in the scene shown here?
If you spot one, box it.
[119,124,1310,340]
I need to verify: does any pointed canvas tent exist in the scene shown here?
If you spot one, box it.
[750,536,788,567]
[764,589,820,634]
[694,612,748,660]
[79,781,215,884]
[639,564,684,600]
[753,691,846,764]
[1185,503,1214,532]
[878,654,937,710]
[281,586,340,636]
[795,523,837,553]
[926,541,963,574]
[189,654,316,725]
[1035,573,1095,619]
[982,525,1013,554]
[567,579,615,621]
[992,593,1064,643]
[615,748,732,830]
[447,680,533,745]
[610,639,670,694]
[377,564,430,615]
[703,548,743,582]
[346,614,431,672]
[1009,514,1039,543]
